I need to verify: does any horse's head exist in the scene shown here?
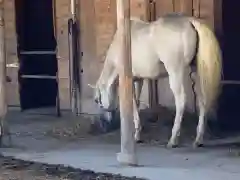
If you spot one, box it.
[88,83,120,132]
[88,83,118,112]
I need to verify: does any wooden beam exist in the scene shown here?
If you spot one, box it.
[116,0,137,166]
[0,0,9,145]
[213,0,222,37]
[175,0,193,16]
[155,0,174,17]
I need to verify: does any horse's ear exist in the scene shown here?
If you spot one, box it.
[88,84,96,89]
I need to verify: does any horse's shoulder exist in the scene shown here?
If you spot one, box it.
[130,17,150,32]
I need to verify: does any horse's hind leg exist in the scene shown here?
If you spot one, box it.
[133,79,143,142]
[133,93,142,142]
[193,91,206,148]
[167,69,186,148]
[134,79,143,108]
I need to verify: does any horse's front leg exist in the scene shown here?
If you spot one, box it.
[132,91,142,143]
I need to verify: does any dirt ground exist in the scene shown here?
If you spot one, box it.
[0,155,145,180]
[45,106,223,146]
[2,106,236,148]
[0,106,239,180]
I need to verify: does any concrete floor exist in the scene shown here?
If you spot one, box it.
[1,109,240,180]
[1,138,240,180]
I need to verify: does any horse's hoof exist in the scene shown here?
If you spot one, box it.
[193,142,204,148]
[166,142,178,149]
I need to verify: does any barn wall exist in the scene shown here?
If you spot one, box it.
[2,0,223,115]
[84,0,223,113]
[78,0,100,113]
[79,0,152,114]
[146,0,223,112]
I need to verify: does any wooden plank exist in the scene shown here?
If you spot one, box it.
[155,0,174,18]
[130,0,149,20]
[199,0,214,28]
[55,0,71,110]
[175,0,193,15]
[0,0,8,144]
[94,0,116,61]
[116,0,137,166]
[193,0,200,17]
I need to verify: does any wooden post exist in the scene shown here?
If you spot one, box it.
[116,0,137,166]
[69,0,81,115]
[0,0,8,145]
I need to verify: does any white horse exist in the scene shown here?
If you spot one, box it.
[89,14,222,148]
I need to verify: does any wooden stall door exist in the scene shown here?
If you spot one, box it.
[217,0,240,130]
[15,0,58,111]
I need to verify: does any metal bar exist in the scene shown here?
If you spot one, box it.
[221,80,240,85]
[21,75,57,79]
[19,51,57,55]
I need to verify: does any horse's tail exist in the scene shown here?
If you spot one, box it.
[189,18,222,113]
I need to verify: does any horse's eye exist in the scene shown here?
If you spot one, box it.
[94,98,99,104]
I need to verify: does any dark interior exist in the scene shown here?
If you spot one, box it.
[15,0,58,110]
[217,0,240,131]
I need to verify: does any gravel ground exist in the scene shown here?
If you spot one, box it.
[0,155,146,180]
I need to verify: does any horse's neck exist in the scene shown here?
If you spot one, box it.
[97,58,116,90]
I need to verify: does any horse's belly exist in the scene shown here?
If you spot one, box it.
[133,62,167,78]
[132,53,166,78]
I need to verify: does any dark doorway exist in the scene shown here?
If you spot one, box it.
[15,0,58,110]
[217,0,240,131]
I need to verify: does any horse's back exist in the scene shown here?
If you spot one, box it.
[151,13,198,66]
[154,13,193,32]
[107,14,198,78]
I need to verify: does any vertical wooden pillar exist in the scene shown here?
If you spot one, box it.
[0,0,8,143]
[69,0,81,115]
[52,0,61,117]
[116,0,137,166]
